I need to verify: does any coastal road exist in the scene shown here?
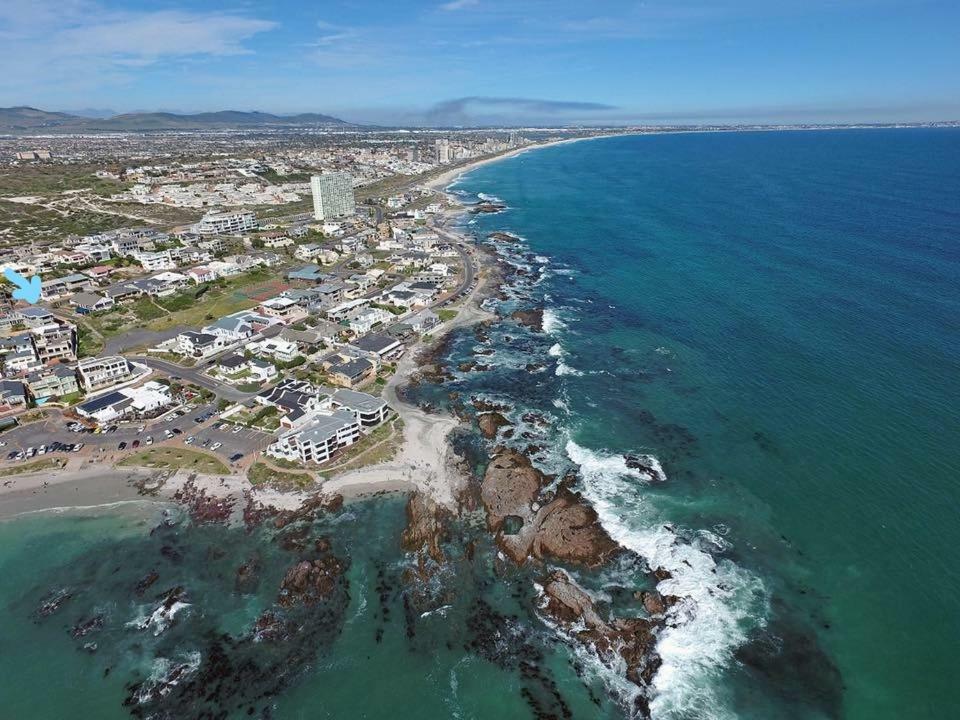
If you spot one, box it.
[131,356,259,403]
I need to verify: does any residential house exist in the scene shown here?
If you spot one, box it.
[187,266,218,284]
[176,331,223,358]
[30,322,77,363]
[26,365,79,401]
[70,292,115,314]
[260,296,308,324]
[0,380,27,410]
[41,273,93,300]
[328,357,376,388]
[350,332,404,361]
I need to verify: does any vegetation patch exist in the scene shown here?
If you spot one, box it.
[0,458,66,477]
[247,462,315,491]
[119,447,229,475]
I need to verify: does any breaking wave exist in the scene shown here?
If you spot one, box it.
[565,441,768,720]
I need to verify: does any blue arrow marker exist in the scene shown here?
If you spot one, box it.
[4,269,42,305]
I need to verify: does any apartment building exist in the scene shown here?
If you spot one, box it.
[196,210,257,235]
[310,173,356,220]
[77,355,133,391]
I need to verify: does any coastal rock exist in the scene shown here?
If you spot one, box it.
[35,589,72,619]
[480,450,618,568]
[173,478,234,524]
[488,231,521,243]
[400,493,449,565]
[235,554,262,594]
[510,308,544,332]
[624,454,667,482]
[478,412,512,440]
[71,614,104,639]
[472,398,510,413]
[470,201,506,214]
[277,555,345,607]
[134,570,160,596]
[540,571,661,713]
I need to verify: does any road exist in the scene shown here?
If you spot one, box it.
[131,356,260,402]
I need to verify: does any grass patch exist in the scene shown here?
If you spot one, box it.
[437,309,458,323]
[0,458,66,477]
[119,447,229,475]
[248,462,314,490]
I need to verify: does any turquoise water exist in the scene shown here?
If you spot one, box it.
[446,128,960,718]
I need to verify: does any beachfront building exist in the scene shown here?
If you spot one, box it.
[311,173,356,220]
[266,409,361,464]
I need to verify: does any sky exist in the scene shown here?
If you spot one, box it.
[1,0,958,126]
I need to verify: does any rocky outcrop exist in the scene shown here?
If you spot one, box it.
[509,308,544,332]
[477,412,511,439]
[488,231,521,243]
[480,450,618,568]
[173,478,234,524]
[401,493,449,565]
[277,555,345,607]
[471,201,506,214]
[541,571,661,710]
[624,454,666,482]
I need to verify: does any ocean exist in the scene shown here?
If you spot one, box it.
[0,128,957,719]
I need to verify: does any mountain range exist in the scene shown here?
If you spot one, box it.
[0,107,354,133]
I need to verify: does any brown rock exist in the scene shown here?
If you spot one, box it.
[510,308,544,332]
[480,451,618,568]
[400,493,449,565]
[478,412,511,439]
[277,555,345,607]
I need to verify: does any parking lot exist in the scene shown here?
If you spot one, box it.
[187,419,274,463]
[0,401,224,463]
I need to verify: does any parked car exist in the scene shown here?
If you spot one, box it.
[211,442,222,451]
[73,443,84,452]
[145,436,153,445]
[132,440,140,449]
[232,425,243,434]
[7,451,18,460]
[229,453,244,462]
[164,430,174,439]
[118,442,127,450]
[185,436,195,445]
[172,428,183,435]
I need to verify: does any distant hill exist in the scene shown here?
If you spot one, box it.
[0,106,355,133]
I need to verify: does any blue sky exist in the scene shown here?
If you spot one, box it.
[1,0,958,125]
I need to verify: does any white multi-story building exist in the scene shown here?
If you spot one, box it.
[196,211,258,235]
[267,409,361,464]
[435,138,451,164]
[310,173,356,220]
[77,355,133,391]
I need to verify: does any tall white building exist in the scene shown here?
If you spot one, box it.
[435,138,451,164]
[311,173,356,221]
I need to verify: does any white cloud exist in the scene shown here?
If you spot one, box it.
[0,2,276,100]
[440,0,480,11]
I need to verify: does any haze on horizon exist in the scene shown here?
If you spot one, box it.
[2,0,958,127]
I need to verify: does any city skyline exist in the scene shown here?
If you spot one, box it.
[1,0,959,125]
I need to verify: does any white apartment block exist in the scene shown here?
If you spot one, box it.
[77,355,133,390]
[311,173,356,220]
[196,211,258,235]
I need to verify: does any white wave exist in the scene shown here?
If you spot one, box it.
[548,342,563,357]
[542,308,567,335]
[135,651,202,704]
[565,440,768,720]
[477,192,503,202]
[129,598,191,637]
[556,361,584,377]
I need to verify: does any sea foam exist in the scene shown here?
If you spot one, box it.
[565,440,768,720]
